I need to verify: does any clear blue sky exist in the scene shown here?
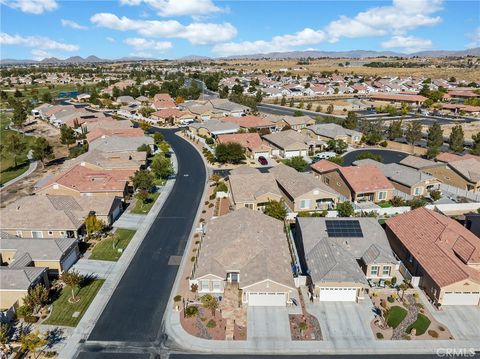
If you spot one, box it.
[0,0,479,60]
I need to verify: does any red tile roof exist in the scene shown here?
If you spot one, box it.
[386,208,480,287]
[151,108,184,119]
[217,133,263,151]
[310,159,341,173]
[436,153,480,163]
[339,166,394,193]
[220,116,273,129]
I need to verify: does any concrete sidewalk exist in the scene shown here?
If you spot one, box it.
[59,153,179,359]
[69,259,116,279]
[0,150,37,191]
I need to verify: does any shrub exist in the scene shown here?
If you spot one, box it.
[387,296,395,303]
[438,326,445,332]
[428,330,439,338]
[209,193,216,200]
[205,137,214,145]
[380,141,388,147]
[174,295,182,302]
[185,306,199,318]
[24,315,38,323]
[208,203,214,208]
[44,351,57,358]
[16,305,32,319]
[190,283,198,292]
[376,332,384,339]
[190,256,196,262]
[206,319,217,328]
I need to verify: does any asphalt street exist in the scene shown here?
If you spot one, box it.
[84,129,206,344]
[342,149,409,166]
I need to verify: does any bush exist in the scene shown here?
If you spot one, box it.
[174,295,182,302]
[190,256,196,262]
[205,137,214,145]
[24,315,38,323]
[387,295,395,303]
[16,305,32,319]
[376,332,384,339]
[44,351,57,358]
[380,141,388,147]
[428,330,439,338]
[438,326,445,332]
[208,203,214,208]
[185,306,199,318]
[206,319,217,328]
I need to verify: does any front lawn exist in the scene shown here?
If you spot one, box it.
[89,229,136,261]
[131,192,160,214]
[44,279,104,327]
[386,306,408,329]
[406,314,431,336]
[378,201,392,208]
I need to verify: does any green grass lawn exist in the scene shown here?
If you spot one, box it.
[386,306,408,329]
[131,192,160,214]
[43,279,104,327]
[378,201,392,208]
[89,229,136,261]
[0,113,36,185]
[406,314,431,336]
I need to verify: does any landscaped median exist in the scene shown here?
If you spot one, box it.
[43,278,104,327]
[89,228,136,261]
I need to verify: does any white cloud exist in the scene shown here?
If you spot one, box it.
[466,27,480,49]
[106,37,116,43]
[0,32,79,51]
[119,0,224,18]
[31,49,54,60]
[124,37,172,52]
[213,0,441,56]
[90,13,236,44]
[381,35,433,53]
[61,19,88,30]
[0,0,57,14]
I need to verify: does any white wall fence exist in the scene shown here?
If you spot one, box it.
[440,184,480,202]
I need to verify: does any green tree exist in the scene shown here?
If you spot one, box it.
[326,104,334,114]
[151,153,174,179]
[327,139,348,154]
[282,156,308,172]
[449,125,465,153]
[136,189,149,208]
[60,270,83,301]
[2,132,27,167]
[200,294,219,317]
[289,98,294,107]
[19,331,47,357]
[387,120,403,140]
[153,132,164,145]
[131,169,154,191]
[0,323,10,349]
[14,89,22,97]
[264,200,287,220]
[343,111,357,130]
[355,151,383,162]
[84,212,105,238]
[12,102,27,130]
[427,123,443,148]
[31,137,54,165]
[405,121,422,147]
[470,132,480,155]
[60,125,76,149]
[139,107,154,118]
[337,202,354,217]
[280,96,286,106]
[426,146,440,159]
[215,142,245,164]
[159,142,170,153]
[23,284,49,314]
[362,121,383,145]
[42,91,52,103]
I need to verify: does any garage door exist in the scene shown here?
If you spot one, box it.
[248,292,286,306]
[319,287,357,302]
[443,292,480,306]
[285,150,300,158]
[61,249,78,272]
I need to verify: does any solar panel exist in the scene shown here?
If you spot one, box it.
[325,220,363,238]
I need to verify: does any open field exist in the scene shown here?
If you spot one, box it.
[212,58,480,82]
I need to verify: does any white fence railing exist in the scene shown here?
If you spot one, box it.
[440,184,480,202]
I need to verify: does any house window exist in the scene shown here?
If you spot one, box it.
[212,281,221,291]
[382,266,391,277]
[244,203,253,210]
[300,199,310,209]
[16,230,23,238]
[200,280,209,291]
[370,265,380,276]
[31,231,43,238]
[378,191,387,200]
[324,178,330,185]
[414,187,423,196]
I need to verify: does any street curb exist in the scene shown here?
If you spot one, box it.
[59,147,179,358]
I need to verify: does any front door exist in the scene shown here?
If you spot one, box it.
[229,272,239,283]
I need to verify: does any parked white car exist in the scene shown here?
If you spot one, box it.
[316,151,337,159]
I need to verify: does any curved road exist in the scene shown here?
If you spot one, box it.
[342,148,409,166]
[80,129,206,350]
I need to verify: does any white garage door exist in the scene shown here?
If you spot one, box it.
[443,292,480,306]
[248,292,286,306]
[284,150,300,158]
[61,249,78,272]
[319,287,357,302]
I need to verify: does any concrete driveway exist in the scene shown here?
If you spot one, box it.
[70,258,116,279]
[306,298,375,346]
[430,306,480,340]
[247,307,291,341]
[112,213,145,230]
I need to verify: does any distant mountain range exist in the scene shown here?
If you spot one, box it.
[1,48,479,65]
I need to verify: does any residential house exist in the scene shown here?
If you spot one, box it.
[62,149,147,172]
[189,119,239,138]
[269,163,339,211]
[86,127,145,143]
[369,93,427,106]
[295,217,397,302]
[217,133,272,159]
[282,116,316,130]
[303,123,362,145]
[444,159,480,192]
[353,159,441,197]
[311,160,394,203]
[189,208,296,306]
[386,208,480,306]
[0,195,122,239]
[0,267,49,310]
[228,171,282,211]
[152,93,177,110]
[263,130,325,158]
[220,116,275,132]
[89,135,154,154]
[151,108,186,125]
[209,99,249,117]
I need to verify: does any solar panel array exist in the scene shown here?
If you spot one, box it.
[325,220,363,238]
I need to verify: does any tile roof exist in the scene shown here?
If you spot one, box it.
[193,208,294,289]
[297,217,396,284]
[339,165,394,194]
[189,119,239,135]
[151,108,185,119]
[386,207,480,287]
[399,155,438,170]
[0,237,77,262]
[311,159,342,173]
[229,165,260,176]
[217,133,263,151]
[0,267,46,290]
[306,123,362,139]
[86,127,144,143]
[221,116,273,129]
[262,129,311,150]
[436,153,480,163]
[447,158,480,183]
[229,172,282,203]
[63,149,146,171]
[89,135,154,153]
